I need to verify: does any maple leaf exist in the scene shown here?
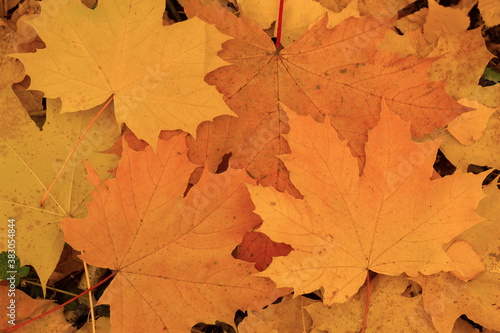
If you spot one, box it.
[0,57,24,90]
[379,0,500,107]
[440,107,500,170]
[12,0,234,150]
[184,0,468,195]
[413,179,500,333]
[423,0,470,44]
[478,0,500,27]
[61,134,288,332]
[237,0,415,48]
[238,294,318,333]
[445,99,497,147]
[307,274,437,332]
[0,88,119,291]
[236,0,328,47]
[415,271,500,333]
[0,284,73,332]
[247,100,485,305]
[427,28,493,104]
[0,26,25,88]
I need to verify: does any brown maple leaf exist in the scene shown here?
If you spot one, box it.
[247,100,485,305]
[61,134,288,332]
[184,0,468,195]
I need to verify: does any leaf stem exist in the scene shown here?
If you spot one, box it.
[300,296,306,331]
[275,0,284,53]
[362,271,370,333]
[22,280,79,298]
[83,262,96,333]
[40,95,114,207]
[6,271,117,332]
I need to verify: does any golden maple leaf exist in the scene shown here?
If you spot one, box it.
[12,0,234,150]
[247,100,485,305]
[414,179,500,333]
[0,88,119,291]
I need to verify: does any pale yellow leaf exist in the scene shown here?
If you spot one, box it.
[478,0,500,27]
[424,0,469,44]
[447,99,498,146]
[12,0,234,150]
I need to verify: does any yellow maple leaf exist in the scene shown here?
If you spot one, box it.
[238,294,318,332]
[478,0,500,27]
[12,0,234,150]
[446,99,498,146]
[441,108,500,170]
[414,178,500,333]
[0,88,119,291]
[307,274,437,332]
[423,0,470,44]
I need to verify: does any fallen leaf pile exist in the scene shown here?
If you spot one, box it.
[1,0,499,332]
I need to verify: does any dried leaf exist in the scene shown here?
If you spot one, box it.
[62,134,288,332]
[12,0,234,150]
[248,100,485,304]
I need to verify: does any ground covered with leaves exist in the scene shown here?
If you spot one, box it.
[1,0,500,332]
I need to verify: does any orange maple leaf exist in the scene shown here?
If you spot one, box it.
[184,0,468,194]
[61,134,287,332]
[247,100,485,305]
